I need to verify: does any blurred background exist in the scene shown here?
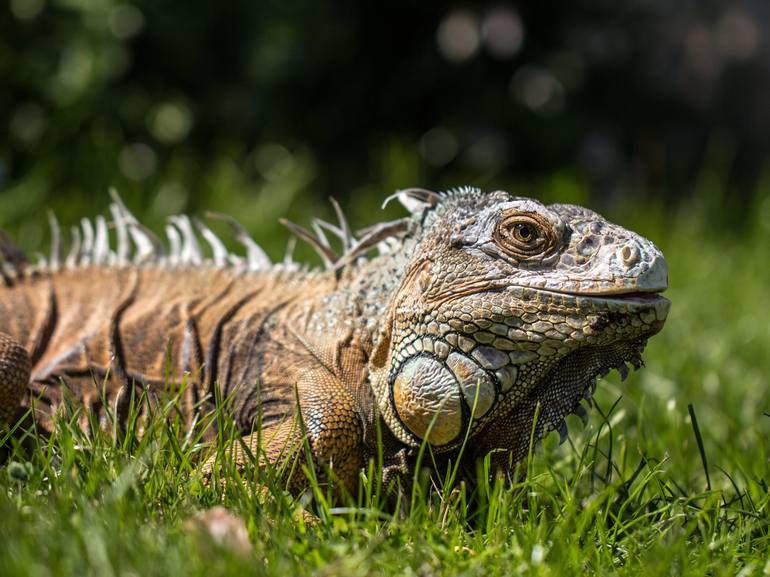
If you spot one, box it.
[1,0,769,484]
[2,0,770,254]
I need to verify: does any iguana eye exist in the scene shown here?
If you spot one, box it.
[494,211,557,260]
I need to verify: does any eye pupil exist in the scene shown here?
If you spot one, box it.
[514,223,533,242]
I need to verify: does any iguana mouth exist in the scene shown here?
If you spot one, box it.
[524,286,671,324]
[530,286,669,304]
[581,290,667,301]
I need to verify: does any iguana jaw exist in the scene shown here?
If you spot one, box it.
[526,292,669,432]
[471,335,657,471]
[531,291,670,444]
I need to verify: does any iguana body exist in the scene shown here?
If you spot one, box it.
[0,188,670,494]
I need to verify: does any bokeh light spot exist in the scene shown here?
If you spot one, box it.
[152,182,189,217]
[511,66,564,115]
[149,102,193,144]
[253,143,293,181]
[464,132,508,170]
[9,103,47,145]
[437,10,480,63]
[481,6,524,59]
[10,0,44,21]
[119,143,157,181]
[686,25,721,79]
[109,5,145,40]
[419,127,458,167]
[716,10,760,61]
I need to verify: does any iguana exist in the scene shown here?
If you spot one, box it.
[0,188,669,495]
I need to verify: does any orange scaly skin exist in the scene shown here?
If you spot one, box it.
[0,188,670,495]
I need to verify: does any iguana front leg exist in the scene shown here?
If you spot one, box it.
[207,366,364,498]
[0,332,31,427]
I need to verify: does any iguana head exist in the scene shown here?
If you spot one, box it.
[369,187,670,461]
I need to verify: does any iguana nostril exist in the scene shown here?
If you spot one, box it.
[620,244,639,268]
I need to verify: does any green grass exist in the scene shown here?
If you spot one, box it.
[1,196,770,576]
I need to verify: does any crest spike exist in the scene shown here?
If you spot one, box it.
[109,203,130,265]
[65,226,81,269]
[193,217,229,266]
[381,187,441,214]
[334,218,410,270]
[279,218,336,270]
[165,223,182,265]
[47,211,62,270]
[93,215,110,265]
[170,215,202,265]
[80,218,94,266]
[204,211,272,271]
[329,197,354,250]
